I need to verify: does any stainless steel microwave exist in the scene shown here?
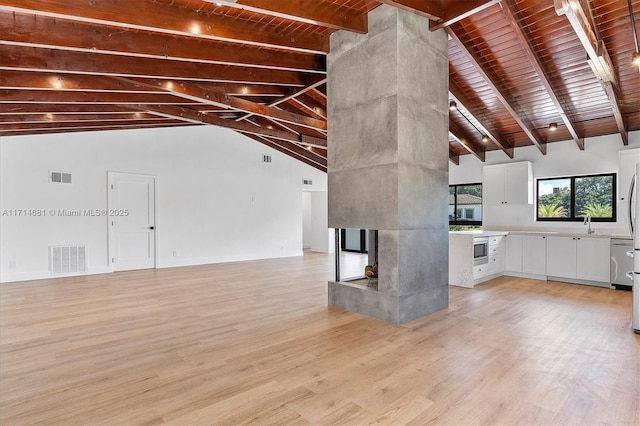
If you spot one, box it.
[474,238,489,266]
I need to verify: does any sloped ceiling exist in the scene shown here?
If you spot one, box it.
[1,0,639,171]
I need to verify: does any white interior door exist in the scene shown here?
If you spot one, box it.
[108,172,157,271]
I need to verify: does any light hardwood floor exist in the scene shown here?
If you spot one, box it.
[1,252,639,425]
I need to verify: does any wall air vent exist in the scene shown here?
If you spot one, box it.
[50,171,72,184]
[262,154,272,163]
[303,179,313,186]
[50,245,87,275]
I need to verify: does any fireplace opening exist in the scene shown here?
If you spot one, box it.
[334,229,378,290]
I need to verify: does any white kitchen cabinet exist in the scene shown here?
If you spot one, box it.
[522,235,546,275]
[546,236,577,279]
[576,238,610,283]
[482,161,533,206]
[546,236,610,285]
[485,236,505,276]
[618,148,640,202]
[505,234,523,272]
[449,232,508,288]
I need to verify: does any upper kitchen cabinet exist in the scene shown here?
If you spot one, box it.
[618,149,640,202]
[483,162,533,206]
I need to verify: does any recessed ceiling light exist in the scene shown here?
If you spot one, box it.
[481,135,489,143]
[549,122,558,131]
[49,77,63,89]
[449,100,457,111]
[633,52,640,66]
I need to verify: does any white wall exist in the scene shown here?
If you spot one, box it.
[0,125,327,282]
[302,192,312,249]
[449,131,640,234]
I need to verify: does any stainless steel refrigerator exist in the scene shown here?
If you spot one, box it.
[629,163,640,334]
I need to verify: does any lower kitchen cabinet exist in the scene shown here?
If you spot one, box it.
[576,238,610,283]
[522,235,547,276]
[546,236,577,278]
[505,234,523,272]
[546,236,610,285]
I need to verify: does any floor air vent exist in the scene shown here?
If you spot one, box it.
[50,245,87,275]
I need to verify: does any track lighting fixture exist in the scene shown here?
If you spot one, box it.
[450,100,490,145]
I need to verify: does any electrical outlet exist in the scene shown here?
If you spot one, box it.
[172,250,177,257]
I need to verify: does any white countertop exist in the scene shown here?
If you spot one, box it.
[506,231,616,239]
[450,230,630,239]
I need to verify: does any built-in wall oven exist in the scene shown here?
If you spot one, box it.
[474,238,489,266]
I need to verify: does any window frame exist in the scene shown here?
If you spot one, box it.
[449,183,483,226]
[536,172,616,222]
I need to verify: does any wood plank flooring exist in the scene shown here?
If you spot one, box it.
[1,252,639,425]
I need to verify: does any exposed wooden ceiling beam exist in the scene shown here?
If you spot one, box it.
[136,104,327,149]
[0,119,179,132]
[449,121,486,162]
[208,0,368,33]
[284,98,326,121]
[0,0,327,53]
[243,134,327,172]
[0,113,160,124]
[245,114,328,141]
[306,88,328,106]
[0,89,201,105]
[0,104,138,115]
[554,0,628,145]
[235,77,327,123]
[0,70,291,98]
[0,44,308,86]
[0,123,193,137]
[1,11,325,74]
[118,78,327,131]
[449,83,513,158]
[430,0,500,31]
[502,0,584,150]
[449,151,460,165]
[0,71,163,93]
[447,26,547,154]
[288,94,327,119]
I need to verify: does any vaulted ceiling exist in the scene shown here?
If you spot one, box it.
[1,0,639,171]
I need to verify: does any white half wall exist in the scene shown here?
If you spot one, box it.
[309,191,334,253]
[449,131,640,234]
[0,125,327,282]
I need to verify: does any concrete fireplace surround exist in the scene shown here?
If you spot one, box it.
[327,5,450,325]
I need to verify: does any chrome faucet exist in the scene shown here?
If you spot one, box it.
[584,215,595,234]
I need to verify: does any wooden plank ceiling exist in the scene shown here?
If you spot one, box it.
[1,0,639,171]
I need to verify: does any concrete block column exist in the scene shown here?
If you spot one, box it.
[327,5,449,325]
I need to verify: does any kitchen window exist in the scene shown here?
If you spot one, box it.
[536,173,615,222]
[449,183,482,226]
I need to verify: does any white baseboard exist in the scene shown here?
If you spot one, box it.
[1,266,113,284]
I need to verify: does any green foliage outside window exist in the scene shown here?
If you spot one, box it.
[537,174,615,221]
